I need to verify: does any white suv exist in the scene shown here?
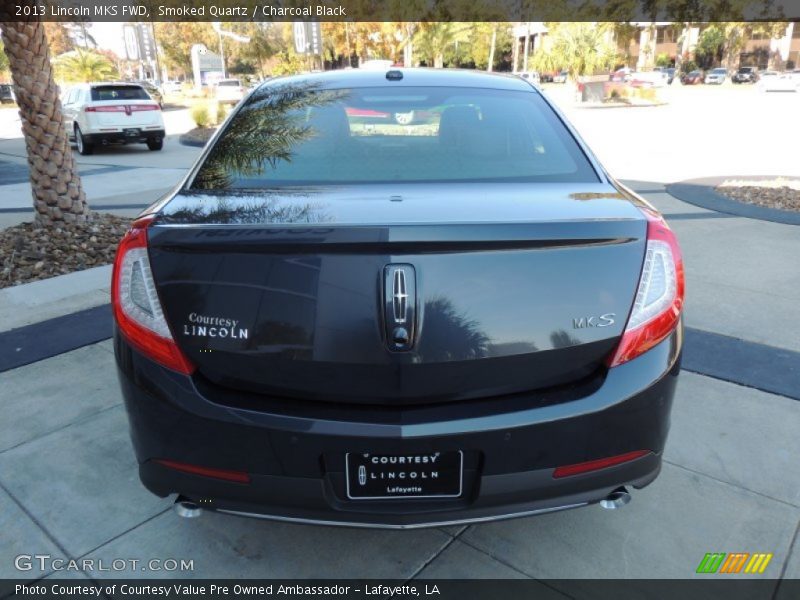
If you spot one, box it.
[62,82,166,155]
[213,78,246,105]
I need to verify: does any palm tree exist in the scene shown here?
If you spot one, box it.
[531,23,618,81]
[0,15,88,225]
[414,23,471,68]
[54,48,118,83]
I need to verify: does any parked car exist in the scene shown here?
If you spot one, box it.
[732,66,759,84]
[629,71,667,88]
[652,66,674,84]
[516,71,540,86]
[112,68,684,527]
[0,83,15,104]
[62,82,165,155]
[757,70,799,92]
[161,80,183,94]
[610,68,633,82]
[680,70,704,85]
[540,72,554,83]
[133,80,164,108]
[213,78,246,105]
[553,70,569,83]
[704,68,727,84]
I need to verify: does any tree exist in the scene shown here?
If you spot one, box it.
[0,39,9,76]
[154,22,216,79]
[531,23,618,80]
[414,23,471,68]
[234,23,277,78]
[467,23,512,71]
[43,23,73,56]
[0,15,88,224]
[54,49,118,83]
[695,25,725,68]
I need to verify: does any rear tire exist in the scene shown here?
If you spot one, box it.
[75,125,94,155]
[147,138,163,151]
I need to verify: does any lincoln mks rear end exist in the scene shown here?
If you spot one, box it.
[113,69,684,527]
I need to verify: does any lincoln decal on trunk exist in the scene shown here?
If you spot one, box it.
[181,312,249,340]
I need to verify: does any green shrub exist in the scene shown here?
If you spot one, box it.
[215,102,228,125]
[190,103,210,128]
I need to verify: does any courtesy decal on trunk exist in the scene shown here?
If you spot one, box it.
[181,312,249,340]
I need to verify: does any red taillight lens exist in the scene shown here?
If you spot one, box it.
[154,459,250,484]
[606,209,685,367]
[553,450,651,478]
[130,104,160,111]
[86,105,126,112]
[111,216,195,374]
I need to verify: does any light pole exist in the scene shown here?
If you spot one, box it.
[211,23,250,80]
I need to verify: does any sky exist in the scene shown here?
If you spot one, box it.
[86,22,126,57]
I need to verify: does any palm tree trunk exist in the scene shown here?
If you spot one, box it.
[0,15,89,225]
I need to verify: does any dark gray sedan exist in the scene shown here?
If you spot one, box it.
[112,68,684,527]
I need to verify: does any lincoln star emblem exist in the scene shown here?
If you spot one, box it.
[393,268,409,324]
[358,465,367,486]
[383,264,417,351]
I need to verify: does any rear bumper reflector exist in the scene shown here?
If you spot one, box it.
[154,459,250,484]
[552,450,651,478]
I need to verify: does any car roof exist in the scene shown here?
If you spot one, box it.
[256,68,537,93]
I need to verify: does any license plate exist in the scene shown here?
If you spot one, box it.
[124,128,140,137]
[345,451,463,500]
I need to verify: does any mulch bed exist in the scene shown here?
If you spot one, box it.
[0,213,132,289]
[716,182,800,213]
[179,126,216,147]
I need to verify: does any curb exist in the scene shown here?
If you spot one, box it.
[666,177,800,226]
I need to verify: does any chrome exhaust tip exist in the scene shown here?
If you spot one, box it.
[174,498,203,519]
[600,487,631,510]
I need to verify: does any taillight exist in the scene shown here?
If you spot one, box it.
[607,209,685,367]
[111,216,194,374]
[85,104,159,112]
[86,105,125,112]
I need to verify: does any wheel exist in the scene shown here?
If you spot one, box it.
[146,138,163,151]
[75,125,93,155]
[393,111,415,125]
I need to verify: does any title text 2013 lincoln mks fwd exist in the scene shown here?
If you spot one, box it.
[113,69,684,527]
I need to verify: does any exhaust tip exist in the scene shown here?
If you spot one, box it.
[174,499,203,519]
[600,486,631,510]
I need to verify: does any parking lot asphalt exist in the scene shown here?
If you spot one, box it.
[0,83,798,587]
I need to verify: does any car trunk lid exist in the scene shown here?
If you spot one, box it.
[146,183,646,405]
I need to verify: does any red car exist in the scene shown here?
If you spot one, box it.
[680,70,703,85]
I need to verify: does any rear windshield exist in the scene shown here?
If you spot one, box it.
[218,80,241,87]
[91,85,149,101]
[190,84,598,190]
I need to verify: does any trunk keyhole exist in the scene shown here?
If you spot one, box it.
[392,327,409,346]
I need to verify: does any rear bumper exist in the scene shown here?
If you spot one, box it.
[84,128,165,144]
[115,326,681,527]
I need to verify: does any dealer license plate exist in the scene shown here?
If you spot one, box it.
[345,451,463,500]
